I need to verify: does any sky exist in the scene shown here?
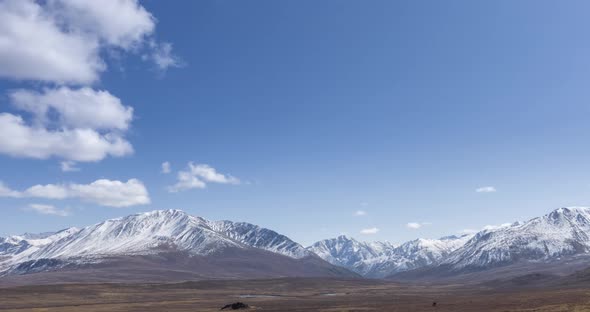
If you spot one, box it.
[1,0,590,246]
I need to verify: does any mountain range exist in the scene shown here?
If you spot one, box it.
[2,207,590,284]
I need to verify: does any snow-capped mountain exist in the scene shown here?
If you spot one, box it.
[391,235,473,271]
[0,228,80,258]
[308,234,471,277]
[210,220,311,259]
[307,235,394,276]
[311,207,590,278]
[443,207,590,270]
[0,210,316,276]
[4,206,590,282]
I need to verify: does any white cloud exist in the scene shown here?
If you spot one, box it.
[161,161,171,174]
[68,179,150,207]
[0,0,103,84]
[0,0,178,164]
[0,179,150,207]
[354,210,367,216]
[0,181,21,198]
[476,186,497,193]
[406,222,422,229]
[61,161,80,172]
[147,41,182,70]
[10,87,133,131]
[27,204,69,216]
[170,170,207,191]
[48,0,155,50]
[0,87,134,162]
[25,184,69,199]
[168,163,240,192]
[406,222,432,230]
[360,227,379,235]
[0,0,173,84]
[0,113,132,162]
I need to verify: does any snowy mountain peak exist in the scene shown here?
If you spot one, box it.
[0,210,312,275]
[309,233,473,278]
[307,235,384,276]
[6,206,590,279]
[442,206,590,270]
[547,207,590,222]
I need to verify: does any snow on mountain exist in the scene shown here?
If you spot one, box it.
[23,210,241,261]
[0,228,80,257]
[386,235,473,271]
[5,206,590,279]
[308,234,472,277]
[209,220,310,259]
[311,207,590,277]
[443,207,590,270]
[0,210,312,275]
[307,235,389,276]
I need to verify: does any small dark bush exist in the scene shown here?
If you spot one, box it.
[220,302,250,310]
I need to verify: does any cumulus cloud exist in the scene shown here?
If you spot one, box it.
[10,87,133,131]
[27,204,69,216]
[0,87,134,162]
[0,113,132,162]
[360,227,379,235]
[0,0,179,163]
[406,222,432,230]
[0,179,150,207]
[354,210,367,216]
[476,186,497,193]
[26,183,69,199]
[48,0,155,50]
[0,0,175,84]
[0,0,102,84]
[61,161,80,172]
[161,161,171,174]
[168,163,240,192]
[67,179,150,207]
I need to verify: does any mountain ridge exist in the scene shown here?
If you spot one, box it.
[3,206,590,282]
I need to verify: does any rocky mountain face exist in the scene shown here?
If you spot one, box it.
[307,235,393,277]
[311,207,590,279]
[0,210,352,279]
[209,220,311,259]
[308,234,472,278]
[442,207,590,270]
[3,207,590,282]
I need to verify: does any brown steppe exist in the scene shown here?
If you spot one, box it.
[0,278,589,312]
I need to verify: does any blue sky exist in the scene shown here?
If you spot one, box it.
[1,0,590,245]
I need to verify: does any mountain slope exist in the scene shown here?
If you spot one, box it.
[209,220,311,259]
[307,235,390,276]
[0,210,356,280]
[0,228,80,259]
[308,234,471,278]
[443,207,590,270]
[5,206,590,283]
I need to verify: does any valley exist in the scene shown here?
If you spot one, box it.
[1,278,590,312]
